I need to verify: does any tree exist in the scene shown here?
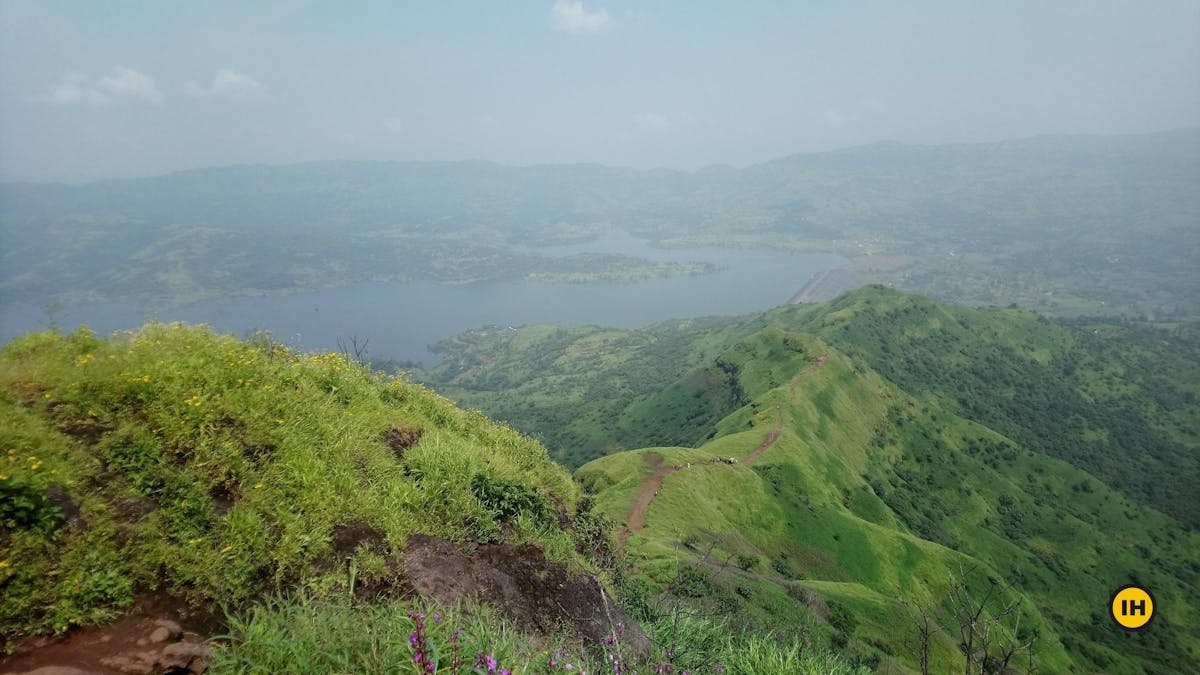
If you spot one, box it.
[911,566,1039,674]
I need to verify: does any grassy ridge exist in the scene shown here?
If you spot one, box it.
[0,324,578,647]
[578,331,1199,671]
[423,287,1200,526]
[434,295,1200,672]
[773,287,1200,528]
[1,322,874,673]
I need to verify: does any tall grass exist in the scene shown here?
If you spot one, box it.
[210,596,871,674]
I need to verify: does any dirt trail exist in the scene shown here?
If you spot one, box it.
[617,423,782,546]
[742,425,782,466]
[0,612,214,675]
[615,354,827,547]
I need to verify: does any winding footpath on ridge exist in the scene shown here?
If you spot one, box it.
[615,354,825,547]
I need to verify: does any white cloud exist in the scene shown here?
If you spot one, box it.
[184,69,263,97]
[382,117,405,134]
[635,112,669,129]
[211,69,262,95]
[37,75,107,106]
[551,1,612,34]
[98,66,163,104]
[34,67,163,106]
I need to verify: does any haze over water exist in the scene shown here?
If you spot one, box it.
[0,234,845,364]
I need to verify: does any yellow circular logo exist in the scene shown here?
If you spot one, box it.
[1109,585,1155,630]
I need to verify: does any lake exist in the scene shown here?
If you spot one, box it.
[0,234,846,365]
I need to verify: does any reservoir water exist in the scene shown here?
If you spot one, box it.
[0,233,846,365]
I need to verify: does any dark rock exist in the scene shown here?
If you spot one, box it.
[152,619,183,639]
[330,521,387,558]
[99,650,158,674]
[404,534,649,655]
[207,484,238,517]
[382,425,424,459]
[44,486,85,530]
[158,642,213,674]
[110,496,157,521]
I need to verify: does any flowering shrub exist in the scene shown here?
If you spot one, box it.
[404,605,511,674]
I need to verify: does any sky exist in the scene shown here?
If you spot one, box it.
[1,1,1198,182]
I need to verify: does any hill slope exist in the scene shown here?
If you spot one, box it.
[1,323,891,674]
[577,330,1199,673]
[0,323,582,647]
[422,288,1200,672]
[424,287,1200,527]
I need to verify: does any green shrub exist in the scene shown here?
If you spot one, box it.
[0,478,62,532]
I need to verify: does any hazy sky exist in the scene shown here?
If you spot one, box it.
[2,1,1198,182]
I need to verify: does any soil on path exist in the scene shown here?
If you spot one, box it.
[616,422,782,547]
[0,611,215,675]
[615,354,826,547]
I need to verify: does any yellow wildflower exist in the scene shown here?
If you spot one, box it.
[0,560,9,569]
[254,483,264,489]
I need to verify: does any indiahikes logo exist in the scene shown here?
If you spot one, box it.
[1109,584,1156,631]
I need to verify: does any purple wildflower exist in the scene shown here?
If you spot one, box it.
[407,606,433,673]
[447,627,463,671]
[475,651,501,674]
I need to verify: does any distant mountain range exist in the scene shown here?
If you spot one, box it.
[3,128,1197,318]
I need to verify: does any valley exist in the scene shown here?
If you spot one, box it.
[2,131,1198,674]
[424,286,1200,672]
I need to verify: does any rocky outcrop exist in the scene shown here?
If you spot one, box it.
[405,534,649,655]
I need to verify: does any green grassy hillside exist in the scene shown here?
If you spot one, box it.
[424,287,1200,528]
[423,317,749,467]
[422,288,1200,672]
[0,324,580,647]
[770,286,1200,528]
[578,330,1199,672]
[1,323,882,673]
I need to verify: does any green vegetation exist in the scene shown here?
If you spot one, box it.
[0,217,714,308]
[0,322,873,674]
[0,324,578,647]
[422,318,751,467]
[213,596,869,674]
[3,287,1198,672]
[427,287,1200,672]
[426,287,1200,526]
